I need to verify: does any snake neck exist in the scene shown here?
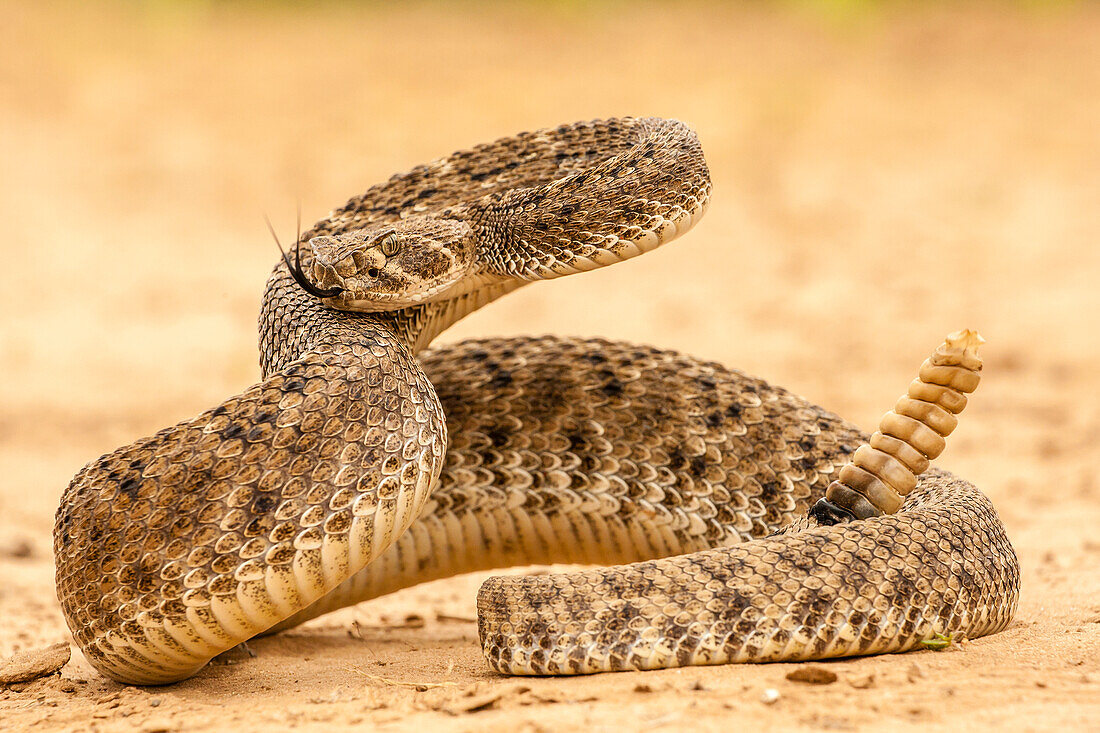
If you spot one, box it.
[258,264,523,378]
[381,278,526,355]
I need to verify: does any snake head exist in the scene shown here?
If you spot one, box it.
[307,216,478,312]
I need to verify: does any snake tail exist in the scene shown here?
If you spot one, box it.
[823,329,984,520]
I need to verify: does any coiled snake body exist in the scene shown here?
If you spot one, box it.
[54,118,1018,684]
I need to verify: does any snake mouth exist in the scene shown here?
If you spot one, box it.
[322,282,452,312]
[266,216,344,300]
[286,251,344,300]
[320,262,484,313]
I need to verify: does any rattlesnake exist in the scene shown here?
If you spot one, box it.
[54,118,1018,684]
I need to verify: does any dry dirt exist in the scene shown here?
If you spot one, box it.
[1,2,1098,731]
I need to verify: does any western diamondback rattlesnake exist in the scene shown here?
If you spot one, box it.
[54,118,1018,684]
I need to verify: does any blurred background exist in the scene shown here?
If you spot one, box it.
[0,1,1097,727]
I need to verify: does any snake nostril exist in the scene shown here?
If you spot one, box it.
[367,267,380,279]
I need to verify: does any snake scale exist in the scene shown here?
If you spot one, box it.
[54,118,1019,685]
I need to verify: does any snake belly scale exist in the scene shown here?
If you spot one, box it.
[53,117,1018,685]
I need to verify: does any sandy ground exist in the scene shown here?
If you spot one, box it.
[1,1,1098,730]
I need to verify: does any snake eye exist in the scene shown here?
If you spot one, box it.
[379,234,401,258]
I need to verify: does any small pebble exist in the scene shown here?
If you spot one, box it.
[761,688,780,705]
[0,643,70,686]
[785,665,838,685]
[0,538,33,559]
[848,673,876,689]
